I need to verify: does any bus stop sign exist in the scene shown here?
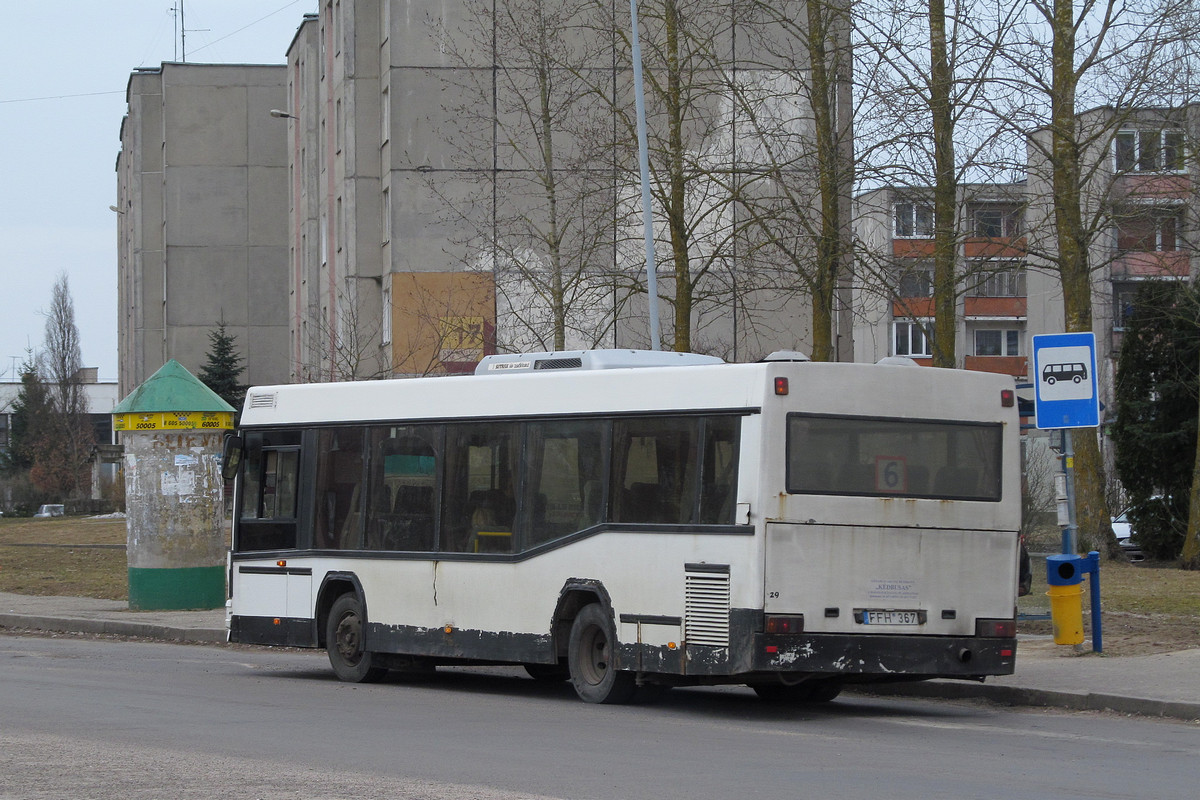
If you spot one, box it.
[1032,332,1100,430]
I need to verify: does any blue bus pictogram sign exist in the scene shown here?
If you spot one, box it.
[1032,332,1100,429]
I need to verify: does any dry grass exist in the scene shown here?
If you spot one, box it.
[0,516,128,600]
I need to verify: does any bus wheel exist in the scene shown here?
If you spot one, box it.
[326,594,387,683]
[567,604,636,704]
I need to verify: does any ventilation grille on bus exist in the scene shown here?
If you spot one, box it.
[534,357,584,370]
[684,565,731,647]
[248,393,277,409]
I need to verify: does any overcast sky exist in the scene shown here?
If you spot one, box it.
[0,1,315,384]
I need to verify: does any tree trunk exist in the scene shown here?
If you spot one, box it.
[1184,347,1200,569]
[805,0,842,362]
[1048,0,1113,555]
[662,0,692,352]
[928,0,957,369]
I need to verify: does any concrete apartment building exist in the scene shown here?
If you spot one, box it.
[115,63,291,399]
[853,105,1199,430]
[280,0,851,380]
[854,182,1033,378]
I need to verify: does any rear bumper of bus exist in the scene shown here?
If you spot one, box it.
[746,632,1017,679]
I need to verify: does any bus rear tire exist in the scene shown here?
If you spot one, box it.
[326,594,387,683]
[568,604,636,704]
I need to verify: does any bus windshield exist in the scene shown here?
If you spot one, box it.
[786,413,1002,501]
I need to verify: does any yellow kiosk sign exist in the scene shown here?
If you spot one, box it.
[113,411,235,432]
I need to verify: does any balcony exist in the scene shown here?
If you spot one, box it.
[965,296,1026,318]
[964,355,1028,378]
[892,296,1027,319]
[1112,250,1190,278]
[1113,173,1191,201]
[893,239,935,258]
[892,297,936,318]
[964,237,1026,258]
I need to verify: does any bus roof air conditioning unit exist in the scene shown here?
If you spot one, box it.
[475,349,724,375]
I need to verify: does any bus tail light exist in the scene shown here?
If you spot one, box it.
[975,618,1016,638]
[1000,389,1014,407]
[774,377,789,396]
[764,614,804,634]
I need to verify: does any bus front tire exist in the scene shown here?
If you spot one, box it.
[326,594,387,683]
[567,604,636,704]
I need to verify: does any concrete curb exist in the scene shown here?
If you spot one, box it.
[0,614,226,645]
[857,679,1200,722]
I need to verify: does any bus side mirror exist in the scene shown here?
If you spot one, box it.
[221,434,243,481]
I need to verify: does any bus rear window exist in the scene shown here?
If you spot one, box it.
[787,414,1002,501]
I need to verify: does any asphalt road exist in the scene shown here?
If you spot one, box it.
[1,634,1196,800]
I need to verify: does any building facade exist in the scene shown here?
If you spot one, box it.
[281,0,853,379]
[853,105,1199,434]
[115,63,292,399]
[854,182,1033,378]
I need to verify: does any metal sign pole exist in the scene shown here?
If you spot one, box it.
[1062,428,1078,555]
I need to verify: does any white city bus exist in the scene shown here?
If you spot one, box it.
[224,350,1021,703]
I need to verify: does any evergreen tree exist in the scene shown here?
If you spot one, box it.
[198,322,246,414]
[1111,281,1199,561]
[1,358,50,475]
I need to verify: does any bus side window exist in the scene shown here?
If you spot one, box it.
[699,417,739,524]
[313,428,365,550]
[366,426,438,552]
[235,430,301,552]
[239,433,264,521]
[526,419,605,547]
[612,418,698,525]
[442,422,518,553]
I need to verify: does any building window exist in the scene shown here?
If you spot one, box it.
[335,99,342,154]
[381,188,391,245]
[1115,129,1187,173]
[1116,207,1181,252]
[895,263,933,297]
[968,266,1026,297]
[381,87,390,147]
[894,202,934,238]
[974,329,1021,357]
[381,281,392,345]
[971,204,1021,237]
[1112,282,1140,330]
[893,320,932,357]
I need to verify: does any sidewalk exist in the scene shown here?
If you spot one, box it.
[2,591,1197,721]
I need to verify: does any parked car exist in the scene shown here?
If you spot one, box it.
[33,504,65,518]
[1111,510,1144,562]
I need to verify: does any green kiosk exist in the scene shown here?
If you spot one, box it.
[113,360,235,610]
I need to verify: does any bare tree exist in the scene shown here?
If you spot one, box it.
[422,0,626,353]
[726,0,855,363]
[578,0,751,352]
[298,278,394,382]
[854,0,1024,367]
[1000,0,1200,554]
[33,275,94,498]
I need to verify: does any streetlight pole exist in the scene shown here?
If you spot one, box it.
[629,0,661,351]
